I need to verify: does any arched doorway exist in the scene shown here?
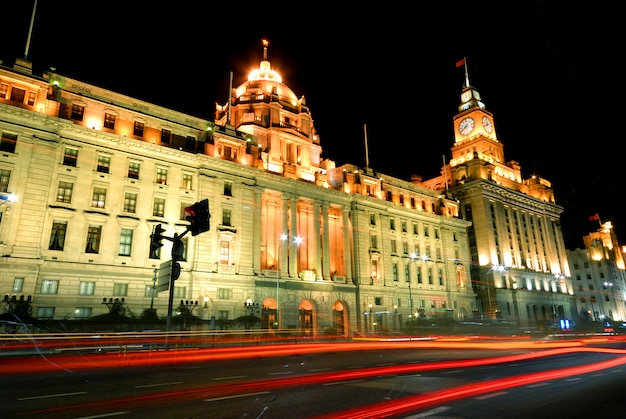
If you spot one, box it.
[298,300,314,335]
[332,300,348,335]
[261,297,277,330]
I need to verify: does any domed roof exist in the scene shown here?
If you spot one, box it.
[234,39,299,106]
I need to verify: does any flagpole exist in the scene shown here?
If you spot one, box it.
[463,57,470,87]
[364,124,369,169]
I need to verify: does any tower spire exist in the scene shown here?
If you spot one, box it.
[262,38,269,61]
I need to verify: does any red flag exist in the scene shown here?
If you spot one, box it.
[589,213,600,221]
[456,58,465,68]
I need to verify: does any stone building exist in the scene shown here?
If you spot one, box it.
[0,44,476,334]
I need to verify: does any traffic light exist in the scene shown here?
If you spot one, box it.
[172,262,181,280]
[171,236,184,261]
[149,224,165,259]
[185,199,211,236]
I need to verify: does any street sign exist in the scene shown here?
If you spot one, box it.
[156,260,173,292]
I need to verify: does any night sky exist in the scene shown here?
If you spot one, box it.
[2,1,622,249]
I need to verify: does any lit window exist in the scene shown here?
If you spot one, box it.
[56,181,73,203]
[113,283,128,296]
[0,168,10,192]
[91,187,107,208]
[182,173,193,190]
[128,161,140,179]
[97,154,111,173]
[74,308,92,319]
[85,225,102,253]
[155,167,168,185]
[63,147,78,167]
[123,192,137,213]
[41,280,59,294]
[153,197,165,217]
[118,228,133,256]
[49,221,67,250]
[12,278,24,293]
[133,121,144,137]
[36,307,55,319]
[71,104,84,121]
[104,113,116,129]
[78,281,95,295]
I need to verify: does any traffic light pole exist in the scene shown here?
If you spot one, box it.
[164,230,188,350]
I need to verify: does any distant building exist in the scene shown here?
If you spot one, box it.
[567,218,626,327]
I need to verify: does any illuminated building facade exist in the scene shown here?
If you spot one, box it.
[421,61,577,328]
[567,218,626,325]
[0,44,476,334]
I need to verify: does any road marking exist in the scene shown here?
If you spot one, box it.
[135,381,183,388]
[75,413,128,418]
[402,406,451,418]
[18,391,87,400]
[205,391,270,402]
[323,380,364,386]
[212,375,246,380]
[476,391,507,400]
[527,382,549,388]
[269,371,293,375]
[309,368,332,372]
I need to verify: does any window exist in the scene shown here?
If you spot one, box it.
[428,267,433,285]
[401,220,407,233]
[36,307,55,319]
[369,213,376,226]
[113,283,128,296]
[128,161,140,179]
[118,228,133,256]
[41,280,59,294]
[123,192,137,213]
[27,91,36,106]
[78,281,95,295]
[390,239,397,254]
[0,132,17,153]
[417,267,423,283]
[12,278,24,293]
[91,187,107,208]
[186,136,196,151]
[218,288,230,299]
[153,197,165,217]
[173,287,186,299]
[222,208,232,226]
[97,154,111,173]
[75,308,92,319]
[10,87,25,103]
[370,234,378,249]
[224,181,232,196]
[161,129,171,144]
[0,168,10,192]
[56,181,73,203]
[49,221,67,250]
[180,237,189,261]
[155,167,168,185]
[71,104,84,121]
[219,240,229,265]
[218,310,229,320]
[402,241,409,255]
[182,173,193,190]
[63,147,78,167]
[375,297,382,306]
[424,225,430,237]
[392,263,398,281]
[438,269,444,285]
[390,218,396,230]
[85,224,102,253]
[145,285,155,297]
[133,121,144,137]
[180,202,191,220]
[104,113,116,129]
[0,83,7,98]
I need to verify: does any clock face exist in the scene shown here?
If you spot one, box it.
[458,117,475,136]
[482,116,493,133]
[461,91,472,102]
